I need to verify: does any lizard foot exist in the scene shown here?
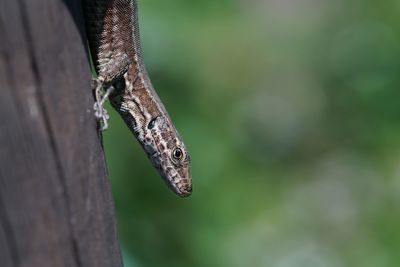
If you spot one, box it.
[92,77,114,131]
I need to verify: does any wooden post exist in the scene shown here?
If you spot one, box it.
[0,0,123,266]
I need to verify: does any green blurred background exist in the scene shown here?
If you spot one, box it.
[103,1,400,266]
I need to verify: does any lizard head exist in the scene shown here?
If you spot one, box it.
[143,116,192,197]
[109,77,192,197]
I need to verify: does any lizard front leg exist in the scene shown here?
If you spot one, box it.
[92,53,130,130]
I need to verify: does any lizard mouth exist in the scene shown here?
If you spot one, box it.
[165,175,192,197]
[175,183,192,197]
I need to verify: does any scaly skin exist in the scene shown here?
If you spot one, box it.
[84,0,192,197]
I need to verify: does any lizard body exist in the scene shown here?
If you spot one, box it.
[84,0,192,197]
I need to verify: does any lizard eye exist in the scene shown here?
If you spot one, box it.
[172,148,184,161]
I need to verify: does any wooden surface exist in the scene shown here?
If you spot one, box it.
[0,0,123,266]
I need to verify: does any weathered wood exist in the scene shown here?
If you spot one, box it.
[0,0,123,266]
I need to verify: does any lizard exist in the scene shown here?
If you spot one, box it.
[84,0,192,197]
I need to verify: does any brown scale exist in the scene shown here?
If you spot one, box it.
[86,0,138,82]
[132,85,161,118]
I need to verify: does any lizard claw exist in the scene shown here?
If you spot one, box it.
[93,101,110,131]
[92,77,114,131]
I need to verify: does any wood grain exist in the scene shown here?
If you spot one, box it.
[0,0,123,266]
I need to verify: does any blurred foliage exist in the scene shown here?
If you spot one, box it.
[103,0,400,266]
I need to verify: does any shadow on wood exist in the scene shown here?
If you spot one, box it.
[0,0,123,266]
